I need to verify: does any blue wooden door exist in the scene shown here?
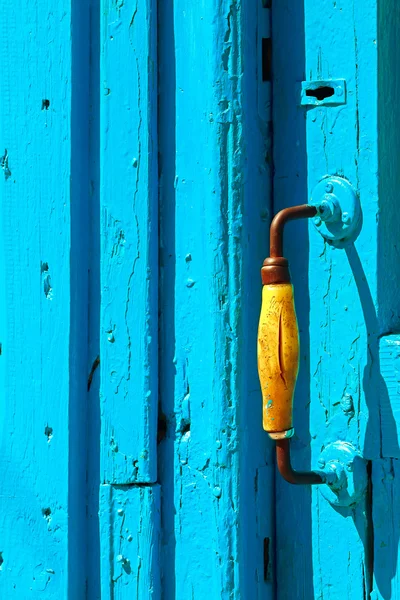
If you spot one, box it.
[1,0,398,598]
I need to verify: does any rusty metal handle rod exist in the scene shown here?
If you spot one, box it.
[276,439,334,485]
[270,204,317,258]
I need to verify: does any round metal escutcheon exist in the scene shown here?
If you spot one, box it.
[319,441,367,507]
[310,176,362,246]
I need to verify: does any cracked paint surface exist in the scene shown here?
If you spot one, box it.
[100,0,158,486]
[273,1,400,599]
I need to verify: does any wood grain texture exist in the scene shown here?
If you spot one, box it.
[372,459,400,600]
[240,2,275,598]
[87,0,101,596]
[0,0,89,596]
[272,2,318,597]
[100,0,158,484]
[380,337,400,459]
[157,1,274,598]
[271,0,393,597]
[99,484,161,599]
[377,1,400,339]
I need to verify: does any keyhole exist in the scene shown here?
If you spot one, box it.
[305,86,335,101]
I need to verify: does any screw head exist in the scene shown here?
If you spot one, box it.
[325,183,333,193]
[314,216,322,227]
[342,211,350,224]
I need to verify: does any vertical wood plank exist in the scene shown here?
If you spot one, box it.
[372,459,400,600]
[271,0,394,597]
[0,0,89,596]
[371,7,400,594]
[99,0,160,595]
[70,0,91,595]
[306,2,375,595]
[240,2,275,598]
[379,337,400,459]
[158,1,274,597]
[158,1,242,596]
[99,484,161,598]
[87,0,102,595]
[272,2,316,597]
[100,0,158,484]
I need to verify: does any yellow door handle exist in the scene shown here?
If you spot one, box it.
[258,280,299,438]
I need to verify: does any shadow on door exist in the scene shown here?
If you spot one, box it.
[272,2,316,598]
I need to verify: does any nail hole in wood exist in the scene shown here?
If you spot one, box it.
[42,507,52,522]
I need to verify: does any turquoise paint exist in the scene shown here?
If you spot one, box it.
[0,0,274,595]
[273,1,400,598]
[157,1,274,597]
[0,0,89,596]
[99,0,159,486]
[1,0,399,598]
[99,485,161,598]
[86,0,101,595]
[380,337,400,459]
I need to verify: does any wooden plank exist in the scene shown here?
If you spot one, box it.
[272,2,318,597]
[271,0,392,597]
[157,1,274,597]
[86,0,101,596]
[100,0,158,484]
[380,337,400,459]
[372,459,400,600]
[0,0,89,596]
[99,484,161,599]
[240,2,275,598]
[371,7,400,594]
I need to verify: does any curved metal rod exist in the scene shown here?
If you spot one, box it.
[276,439,325,485]
[270,204,317,258]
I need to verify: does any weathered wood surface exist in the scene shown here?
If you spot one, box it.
[0,0,89,597]
[99,0,158,486]
[380,337,400,460]
[99,484,161,599]
[0,0,275,596]
[87,0,101,596]
[241,2,275,597]
[372,459,400,600]
[8,0,399,596]
[273,1,400,599]
[99,0,161,596]
[157,1,273,598]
